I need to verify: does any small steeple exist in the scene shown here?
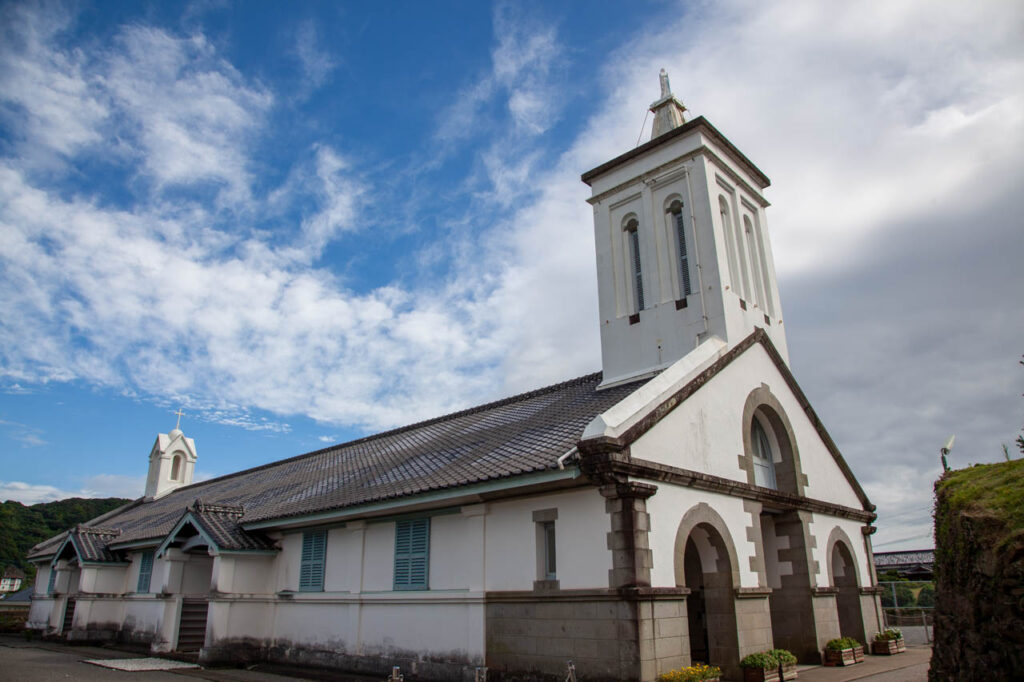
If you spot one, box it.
[649,69,687,139]
[144,415,197,500]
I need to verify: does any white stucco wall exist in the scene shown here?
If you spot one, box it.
[808,514,874,589]
[181,555,213,595]
[484,487,611,591]
[645,484,758,588]
[628,344,865,511]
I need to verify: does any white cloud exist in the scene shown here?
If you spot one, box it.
[0,4,108,164]
[292,20,337,97]
[0,474,144,504]
[104,26,272,203]
[0,418,47,447]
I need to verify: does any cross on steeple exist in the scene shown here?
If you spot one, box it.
[174,408,185,430]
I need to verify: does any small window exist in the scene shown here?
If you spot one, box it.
[299,530,327,592]
[669,201,692,299]
[540,521,556,580]
[170,455,182,480]
[624,218,645,313]
[751,418,778,490]
[744,215,766,309]
[719,195,740,295]
[394,518,430,590]
[46,567,57,595]
[137,551,154,593]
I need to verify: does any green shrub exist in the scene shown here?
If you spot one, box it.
[768,648,797,665]
[874,627,903,642]
[880,582,916,607]
[916,584,935,607]
[825,637,861,651]
[739,652,778,669]
[657,663,721,681]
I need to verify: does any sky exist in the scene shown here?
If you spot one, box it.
[0,0,1021,553]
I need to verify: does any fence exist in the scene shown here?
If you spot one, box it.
[878,580,933,643]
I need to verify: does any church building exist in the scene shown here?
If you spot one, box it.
[27,73,883,681]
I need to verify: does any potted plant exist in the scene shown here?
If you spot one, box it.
[768,649,797,680]
[657,663,722,681]
[739,652,780,682]
[871,627,906,655]
[823,637,862,666]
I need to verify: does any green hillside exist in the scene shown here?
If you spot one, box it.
[0,497,132,581]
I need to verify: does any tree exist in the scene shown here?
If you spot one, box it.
[0,497,130,581]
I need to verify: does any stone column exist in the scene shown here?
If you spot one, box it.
[769,510,821,661]
[600,482,657,589]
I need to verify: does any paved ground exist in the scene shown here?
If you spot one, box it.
[0,635,930,681]
[794,645,930,682]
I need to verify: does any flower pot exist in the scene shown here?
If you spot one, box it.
[779,662,798,680]
[872,638,905,655]
[852,645,865,663]
[742,667,780,682]
[823,648,858,666]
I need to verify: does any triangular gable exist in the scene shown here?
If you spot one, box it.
[579,328,873,513]
[49,526,124,566]
[156,501,276,557]
[156,510,218,558]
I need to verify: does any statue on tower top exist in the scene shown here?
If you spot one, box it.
[650,69,687,139]
[659,68,671,99]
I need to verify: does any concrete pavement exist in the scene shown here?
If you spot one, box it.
[0,635,931,681]
[794,645,930,682]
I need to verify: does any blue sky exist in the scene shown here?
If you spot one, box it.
[1,0,1022,552]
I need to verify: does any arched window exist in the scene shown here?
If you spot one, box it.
[624,217,645,314]
[752,217,775,317]
[744,215,766,310]
[751,417,778,489]
[170,455,182,481]
[719,196,749,300]
[668,200,692,299]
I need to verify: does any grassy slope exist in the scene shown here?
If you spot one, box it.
[936,458,1024,549]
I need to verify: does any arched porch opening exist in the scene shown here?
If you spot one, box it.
[830,537,865,644]
[674,505,741,676]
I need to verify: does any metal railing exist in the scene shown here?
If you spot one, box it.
[878,580,933,643]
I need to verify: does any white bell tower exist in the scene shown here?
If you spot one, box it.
[144,412,197,500]
[582,70,788,387]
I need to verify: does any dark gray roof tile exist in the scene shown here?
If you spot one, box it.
[31,372,641,556]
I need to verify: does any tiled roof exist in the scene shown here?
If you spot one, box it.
[29,372,640,558]
[68,526,123,563]
[174,501,276,552]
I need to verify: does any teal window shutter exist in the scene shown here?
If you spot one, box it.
[394,518,430,590]
[136,551,154,593]
[299,530,327,591]
[46,567,57,595]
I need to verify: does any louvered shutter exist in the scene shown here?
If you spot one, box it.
[629,229,645,311]
[299,530,327,591]
[47,567,57,595]
[674,209,692,297]
[137,551,154,592]
[394,518,430,590]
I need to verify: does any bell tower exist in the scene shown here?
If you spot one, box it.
[144,413,197,500]
[582,70,788,387]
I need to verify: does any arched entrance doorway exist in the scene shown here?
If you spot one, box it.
[675,505,741,677]
[831,539,865,643]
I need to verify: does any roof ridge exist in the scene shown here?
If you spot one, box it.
[136,371,604,503]
[76,524,122,536]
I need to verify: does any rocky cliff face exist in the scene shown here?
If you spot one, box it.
[929,460,1023,681]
